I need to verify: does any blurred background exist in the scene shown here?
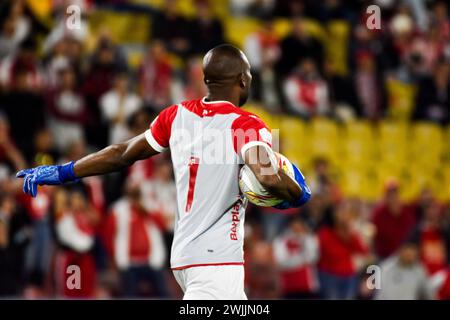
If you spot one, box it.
[0,0,450,300]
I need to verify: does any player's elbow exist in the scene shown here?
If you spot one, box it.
[108,143,133,167]
[256,172,282,191]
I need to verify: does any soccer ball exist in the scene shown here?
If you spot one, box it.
[239,152,297,207]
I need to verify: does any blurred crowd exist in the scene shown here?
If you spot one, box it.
[0,0,450,299]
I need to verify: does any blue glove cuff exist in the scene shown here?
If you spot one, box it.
[58,161,78,183]
[273,163,311,210]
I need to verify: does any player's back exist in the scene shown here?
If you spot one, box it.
[144,98,272,269]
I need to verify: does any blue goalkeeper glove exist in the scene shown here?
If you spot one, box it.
[273,163,311,210]
[16,161,79,197]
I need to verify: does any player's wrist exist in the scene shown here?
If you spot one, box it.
[57,161,78,183]
[273,165,311,210]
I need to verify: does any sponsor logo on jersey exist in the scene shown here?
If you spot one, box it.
[230,203,241,241]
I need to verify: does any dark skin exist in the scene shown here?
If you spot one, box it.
[63,44,300,203]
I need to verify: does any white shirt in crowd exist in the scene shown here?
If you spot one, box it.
[100,90,142,144]
[375,256,432,300]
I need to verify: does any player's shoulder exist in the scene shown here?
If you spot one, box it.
[154,99,204,119]
[157,103,180,121]
[176,98,206,117]
[231,108,269,130]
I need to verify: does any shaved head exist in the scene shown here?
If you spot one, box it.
[203,44,252,106]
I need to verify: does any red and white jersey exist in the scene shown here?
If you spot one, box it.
[104,199,166,270]
[144,97,272,269]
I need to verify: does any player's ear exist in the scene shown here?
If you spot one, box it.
[239,72,246,89]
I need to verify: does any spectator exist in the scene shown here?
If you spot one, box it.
[0,113,26,171]
[273,0,305,17]
[0,16,23,59]
[27,127,59,168]
[0,0,32,59]
[317,200,369,299]
[0,193,15,295]
[352,51,384,120]
[174,57,207,102]
[103,181,169,298]
[244,19,280,108]
[429,1,450,44]
[372,179,417,260]
[19,185,52,296]
[410,201,447,275]
[276,17,324,78]
[412,187,436,221]
[61,139,106,215]
[413,60,449,124]
[190,0,224,55]
[429,267,450,300]
[0,37,43,91]
[0,64,45,154]
[83,37,127,104]
[308,157,341,201]
[0,0,449,301]
[375,242,431,300]
[283,58,330,118]
[0,184,31,297]
[140,159,176,236]
[44,37,84,88]
[100,73,142,145]
[42,0,89,55]
[384,55,423,121]
[244,222,280,299]
[53,187,100,298]
[138,41,173,111]
[260,206,299,242]
[126,109,158,185]
[151,0,192,57]
[273,216,319,299]
[231,0,275,18]
[46,66,88,151]
[82,36,126,148]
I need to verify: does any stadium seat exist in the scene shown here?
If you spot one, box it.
[242,104,278,129]
[341,121,375,168]
[89,10,150,44]
[26,0,52,21]
[410,122,443,171]
[402,165,440,201]
[273,19,292,39]
[377,120,408,166]
[440,166,450,201]
[224,17,261,48]
[385,77,418,120]
[340,168,371,199]
[308,118,339,166]
[444,124,450,161]
[278,116,309,168]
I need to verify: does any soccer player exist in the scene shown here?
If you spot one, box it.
[16,44,311,300]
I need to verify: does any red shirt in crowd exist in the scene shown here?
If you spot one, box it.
[372,203,416,258]
[317,226,368,277]
[103,203,166,265]
[278,238,317,294]
[437,268,450,300]
[418,227,447,275]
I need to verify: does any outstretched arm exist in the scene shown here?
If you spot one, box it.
[16,133,158,197]
[74,133,157,177]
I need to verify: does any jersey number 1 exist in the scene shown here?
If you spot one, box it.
[185,156,199,213]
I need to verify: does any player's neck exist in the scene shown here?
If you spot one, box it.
[205,93,239,107]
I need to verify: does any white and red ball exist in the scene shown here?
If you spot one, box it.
[239,152,297,207]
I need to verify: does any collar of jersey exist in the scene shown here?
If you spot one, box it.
[201,97,237,108]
